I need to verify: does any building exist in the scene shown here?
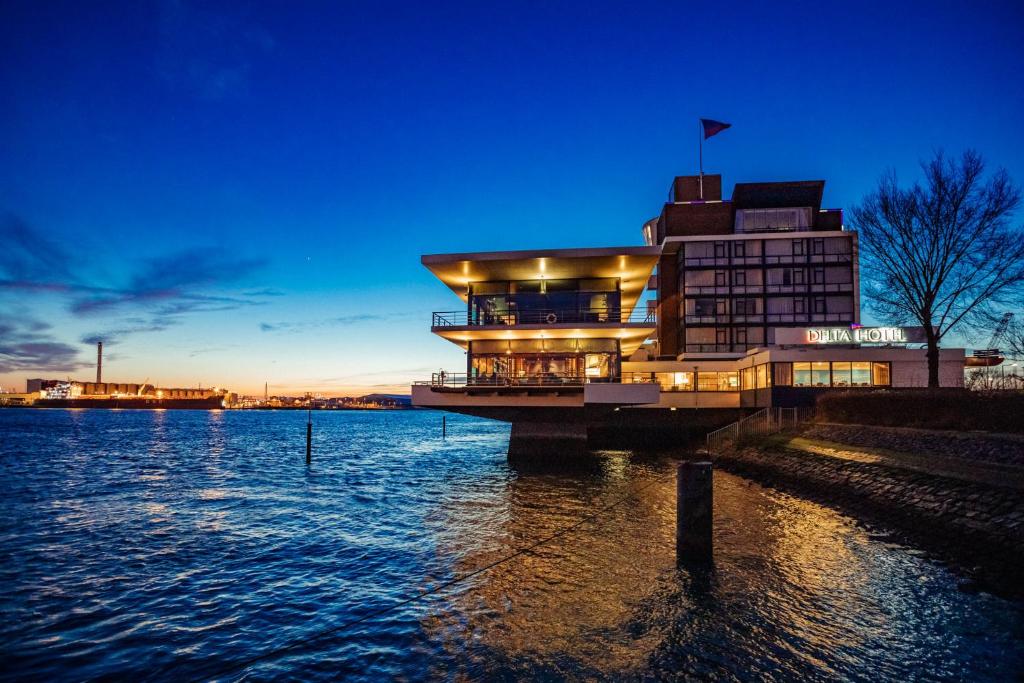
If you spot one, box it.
[412,173,966,456]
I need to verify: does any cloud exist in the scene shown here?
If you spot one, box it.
[1,214,274,348]
[70,248,267,315]
[259,314,387,333]
[0,213,74,283]
[0,313,91,374]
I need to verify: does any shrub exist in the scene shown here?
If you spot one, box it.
[815,389,1024,433]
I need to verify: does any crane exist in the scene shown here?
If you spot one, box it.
[968,312,1013,366]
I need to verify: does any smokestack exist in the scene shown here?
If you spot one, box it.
[96,341,103,384]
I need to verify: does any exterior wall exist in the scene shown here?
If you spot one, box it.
[656,253,679,357]
[411,385,584,409]
[892,357,965,388]
[639,391,740,409]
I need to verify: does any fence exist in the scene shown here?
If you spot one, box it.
[705,406,813,453]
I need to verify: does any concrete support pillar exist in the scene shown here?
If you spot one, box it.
[676,461,713,564]
[508,421,588,462]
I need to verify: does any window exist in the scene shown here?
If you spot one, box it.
[794,298,806,313]
[813,297,826,314]
[714,242,726,258]
[774,362,793,386]
[756,364,770,389]
[872,362,891,386]
[716,299,728,315]
[812,361,830,386]
[792,240,805,256]
[784,360,890,388]
[813,268,825,284]
[698,371,739,391]
[694,298,716,316]
[656,372,694,391]
[734,270,746,286]
[793,362,812,386]
[716,329,728,345]
[852,362,871,387]
[832,361,852,387]
[741,366,755,390]
[715,271,726,286]
[734,298,755,315]
[735,328,747,346]
[733,242,746,258]
[813,238,825,255]
[782,269,791,286]
[793,269,805,284]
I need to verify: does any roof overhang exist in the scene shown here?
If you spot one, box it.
[421,246,662,314]
[432,323,656,356]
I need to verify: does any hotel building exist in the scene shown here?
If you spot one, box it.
[413,173,965,454]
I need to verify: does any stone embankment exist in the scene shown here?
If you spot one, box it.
[712,422,1024,593]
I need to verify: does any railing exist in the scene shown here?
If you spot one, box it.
[431,308,656,327]
[416,372,619,388]
[705,406,813,453]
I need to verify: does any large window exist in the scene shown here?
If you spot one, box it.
[790,361,891,387]
[656,372,694,392]
[469,278,620,324]
[698,371,739,391]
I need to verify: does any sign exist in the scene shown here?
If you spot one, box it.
[774,326,926,345]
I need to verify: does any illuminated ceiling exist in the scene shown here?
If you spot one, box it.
[421,246,661,314]
[432,324,656,356]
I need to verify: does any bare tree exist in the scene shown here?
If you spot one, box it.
[1003,312,1024,359]
[851,150,1024,387]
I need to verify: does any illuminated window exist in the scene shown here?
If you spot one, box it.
[812,361,830,386]
[793,362,812,386]
[756,364,770,389]
[872,362,891,386]
[655,372,694,391]
[741,366,755,390]
[831,362,851,386]
[852,362,871,386]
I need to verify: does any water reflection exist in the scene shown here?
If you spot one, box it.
[425,452,1024,679]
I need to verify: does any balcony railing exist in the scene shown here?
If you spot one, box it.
[431,307,656,328]
[416,372,621,388]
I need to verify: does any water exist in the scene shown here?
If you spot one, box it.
[1,408,1021,681]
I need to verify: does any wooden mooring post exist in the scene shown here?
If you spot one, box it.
[306,408,312,465]
[442,415,446,439]
[676,461,713,564]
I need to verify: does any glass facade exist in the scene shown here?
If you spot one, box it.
[469,278,622,325]
[467,338,619,385]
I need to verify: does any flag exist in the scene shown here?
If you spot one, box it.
[700,118,731,139]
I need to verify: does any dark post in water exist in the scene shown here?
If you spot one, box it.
[306,408,312,465]
[442,415,446,439]
[676,461,713,564]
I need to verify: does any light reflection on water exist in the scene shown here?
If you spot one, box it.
[0,408,1021,681]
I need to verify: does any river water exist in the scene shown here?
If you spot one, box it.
[1,408,1021,681]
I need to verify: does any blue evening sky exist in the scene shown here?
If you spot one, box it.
[2,0,1023,395]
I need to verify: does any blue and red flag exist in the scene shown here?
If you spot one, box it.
[700,118,731,139]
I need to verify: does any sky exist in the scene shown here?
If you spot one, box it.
[2,0,1023,396]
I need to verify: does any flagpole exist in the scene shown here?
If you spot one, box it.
[698,120,704,200]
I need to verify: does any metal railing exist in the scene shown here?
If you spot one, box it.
[417,372,621,388]
[431,307,656,327]
[705,406,813,453]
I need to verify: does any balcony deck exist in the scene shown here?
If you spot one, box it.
[429,308,656,354]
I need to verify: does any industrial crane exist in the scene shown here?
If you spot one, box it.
[968,312,1013,366]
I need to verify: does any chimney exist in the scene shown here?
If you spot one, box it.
[96,341,103,384]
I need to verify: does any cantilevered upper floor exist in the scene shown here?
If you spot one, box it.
[422,245,660,357]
